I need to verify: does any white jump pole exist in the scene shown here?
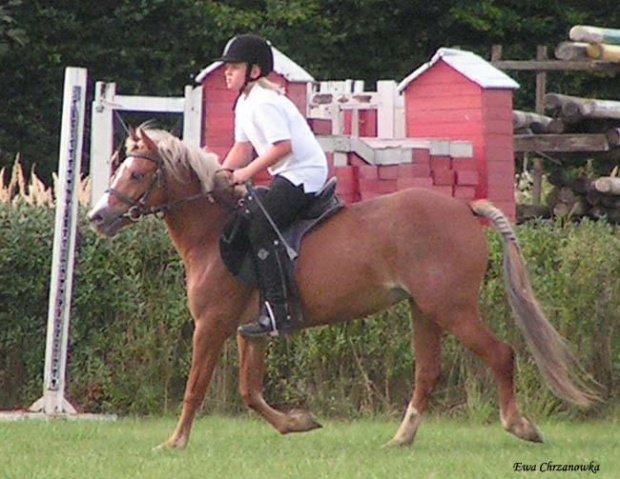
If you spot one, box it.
[28,67,87,415]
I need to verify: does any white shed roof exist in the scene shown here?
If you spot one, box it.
[397,47,519,93]
[195,45,314,83]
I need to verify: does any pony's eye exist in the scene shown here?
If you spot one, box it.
[131,171,145,181]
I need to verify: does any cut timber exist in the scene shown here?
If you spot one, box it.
[561,100,584,122]
[586,188,603,206]
[570,25,620,46]
[546,119,568,133]
[514,134,609,153]
[544,93,620,121]
[586,43,620,62]
[544,93,587,110]
[580,98,620,120]
[593,177,620,195]
[554,42,590,61]
[492,59,620,73]
[558,186,578,204]
[548,117,614,135]
[513,110,553,132]
[544,93,589,122]
[605,127,620,146]
[590,205,620,223]
[516,203,551,222]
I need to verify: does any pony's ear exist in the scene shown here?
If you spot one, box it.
[129,127,139,142]
[139,128,159,153]
[110,150,121,174]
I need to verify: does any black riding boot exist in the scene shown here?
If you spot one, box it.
[238,240,299,338]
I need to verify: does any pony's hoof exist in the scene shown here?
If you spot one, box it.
[382,439,401,448]
[152,443,170,452]
[152,438,187,452]
[382,436,414,448]
[507,417,544,443]
[287,409,323,433]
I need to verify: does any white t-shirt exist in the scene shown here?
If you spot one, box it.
[234,84,328,193]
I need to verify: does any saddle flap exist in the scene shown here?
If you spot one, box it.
[301,177,339,219]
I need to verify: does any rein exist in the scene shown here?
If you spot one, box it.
[107,153,237,221]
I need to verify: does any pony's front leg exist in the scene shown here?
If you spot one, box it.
[237,335,322,434]
[156,318,231,450]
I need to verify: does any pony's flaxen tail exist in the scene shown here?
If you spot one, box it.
[470,200,598,407]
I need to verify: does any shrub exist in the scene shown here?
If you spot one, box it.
[1,203,618,420]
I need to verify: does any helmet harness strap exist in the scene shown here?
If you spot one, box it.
[233,62,264,110]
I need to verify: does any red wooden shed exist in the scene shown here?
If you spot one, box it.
[195,45,314,161]
[397,48,519,218]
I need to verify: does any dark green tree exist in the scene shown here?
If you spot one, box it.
[2,0,620,182]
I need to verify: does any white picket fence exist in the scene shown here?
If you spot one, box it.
[90,82,202,206]
[308,79,405,139]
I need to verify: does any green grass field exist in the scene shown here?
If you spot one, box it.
[0,416,617,479]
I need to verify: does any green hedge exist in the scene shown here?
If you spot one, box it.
[1,202,619,420]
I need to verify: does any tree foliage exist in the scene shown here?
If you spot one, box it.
[1,1,620,181]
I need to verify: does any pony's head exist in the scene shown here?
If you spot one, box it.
[88,125,223,237]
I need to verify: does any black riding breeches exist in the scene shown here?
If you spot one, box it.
[247,175,316,248]
[246,175,317,304]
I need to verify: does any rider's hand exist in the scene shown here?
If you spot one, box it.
[231,166,253,185]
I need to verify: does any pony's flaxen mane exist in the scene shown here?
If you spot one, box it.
[127,126,221,193]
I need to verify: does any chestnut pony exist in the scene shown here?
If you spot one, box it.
[88,126,594,450]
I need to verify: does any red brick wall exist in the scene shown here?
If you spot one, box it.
[312,148,479,206]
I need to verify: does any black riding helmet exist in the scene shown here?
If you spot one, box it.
[216,34,274,80]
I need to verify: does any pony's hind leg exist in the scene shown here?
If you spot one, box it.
[385,307,442,447]
[237,335,322,434]
[439,304,543,443]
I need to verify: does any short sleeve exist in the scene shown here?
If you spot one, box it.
[253,102,291,144]
[234,121,248,142]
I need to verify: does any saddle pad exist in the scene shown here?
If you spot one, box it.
[220,192,344,286]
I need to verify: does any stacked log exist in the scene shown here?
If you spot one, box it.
[543,170,620,224]
[554,42,590,61]
[513,110,553,134]
[570,26,620,63]
[556,26,620,63]
[536,93,620,138]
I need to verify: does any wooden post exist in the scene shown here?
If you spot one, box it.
[183,85,203,148]
[532,46,548,205]
[377,80,396,139]
[491,44,503,62]
[90,81,115,207]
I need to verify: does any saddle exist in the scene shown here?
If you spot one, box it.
[219,177,344,286]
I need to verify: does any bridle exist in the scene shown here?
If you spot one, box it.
[107,152,237,221]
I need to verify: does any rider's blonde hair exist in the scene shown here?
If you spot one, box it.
[255,77,285,94]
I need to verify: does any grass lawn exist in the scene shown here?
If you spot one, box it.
[0,415,617,479]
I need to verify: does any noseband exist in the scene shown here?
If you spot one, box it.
[107,153,169,220]
[107,152,237,221]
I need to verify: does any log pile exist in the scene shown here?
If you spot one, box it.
[514,25,620,138]
[544,169,620,224]
[509,25,620,223]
